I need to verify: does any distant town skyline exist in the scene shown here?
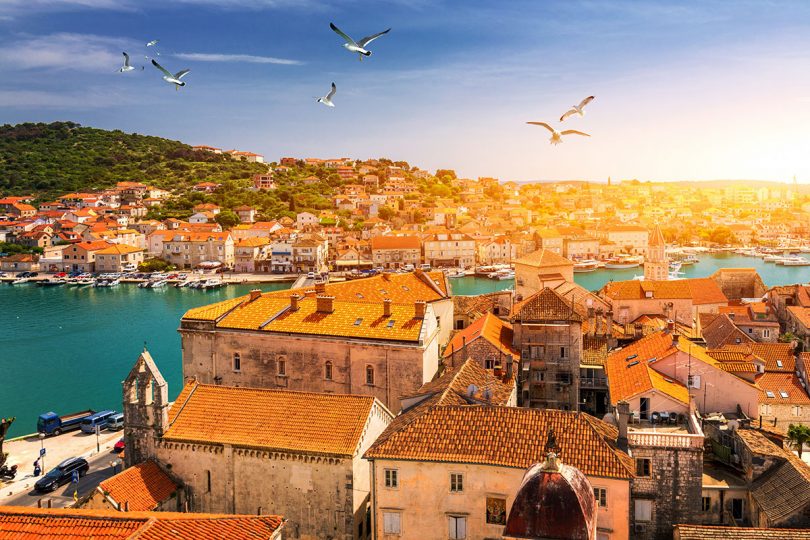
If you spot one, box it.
[1,1,810,182]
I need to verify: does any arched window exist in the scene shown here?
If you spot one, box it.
[233,352,241,372]
[366,365,375,385]
[278,359,286,376]
[325,361,333,380]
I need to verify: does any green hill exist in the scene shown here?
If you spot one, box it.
[0,121,266,198]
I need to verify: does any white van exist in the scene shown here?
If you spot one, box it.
[106,413,125,431]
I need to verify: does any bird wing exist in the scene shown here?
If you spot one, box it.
[147,40,158,47]
[560,130,590,137]
[174,69,191,80]
[151,59,172,77]
[326,82,337,100]
[526,122,555,133]
[578,95,595,109]
[559,108,577,122]
[330,23,357,46]
[357,28,391,47]
[123,52,131,67]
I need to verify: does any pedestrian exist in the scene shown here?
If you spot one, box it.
[33,458,41,477]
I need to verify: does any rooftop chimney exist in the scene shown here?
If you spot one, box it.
[633,322,643,339]
[616,400,630,452]
[414,300,426,319]
[249,289,262,302]
[383,298,392,317]
[596,308,604,336]
[317,295,335,313]
[587,307,596,337]
[315,281,326,294]
[289,294,300,312]
[666,319,675,334]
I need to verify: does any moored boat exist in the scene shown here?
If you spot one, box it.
[603,256,642,269]
[573,259,600,273]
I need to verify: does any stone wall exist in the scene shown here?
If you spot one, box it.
[711,270,766,302]
[629,445,703,540]
[180,318,440,413]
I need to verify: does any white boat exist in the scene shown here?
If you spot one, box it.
[781,257,810,266]
[37,278,66,286]
[447,270,467,278]
[200,278,225,289]
[604,256,642,269]
[77,278,96,286]
[10,278,30,285]
[95,278,119,287]
[139,279,167,288]
[763,254,783,263]
[493,269,514,280]
[573,259,600,273]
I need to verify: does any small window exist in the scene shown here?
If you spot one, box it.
[324,361,333,380]
[232,353,241,372]
[384,468,398,488]
[383,512,401,534]
[780,391,789,398]
[636,458,651,477]
[702,496,711,512]
[792,405,803,416]
[387,320,396,328]
[560,346,567,358]
[450,473,464,493]
[776,360,783,368]
[206,470,211,493]
[594,487,607,508]
[448,516,466,539]
[278,359,286,376]
[485,359,494,370]
[635,500,652,522]
[731,498,745,520]
[763,329,771,338]
[366,365,375,385]
[354,318,363,326]
[766,390,775,398]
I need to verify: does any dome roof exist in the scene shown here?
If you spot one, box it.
[504,452,597,540]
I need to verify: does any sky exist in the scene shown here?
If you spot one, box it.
[1,0,810,183]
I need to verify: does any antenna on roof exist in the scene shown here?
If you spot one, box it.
[467,384,478,397]
[482,387,492,401]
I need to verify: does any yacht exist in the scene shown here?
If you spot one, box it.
[573,259,600,273]
[447,269,467,278]
[200,278,225,289]
[781,256,810,266]
[95,278,119,287]
[492,269,515,280]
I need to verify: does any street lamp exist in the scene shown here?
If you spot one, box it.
[38,432,46,474]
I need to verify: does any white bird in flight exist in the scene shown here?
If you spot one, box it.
[330,22,390,61]
[526,122,590,145]
[151,59,190,90]
[560,95,595,122]
[146,39,158,47]
[118,52,137,73]
[317,82,337,107]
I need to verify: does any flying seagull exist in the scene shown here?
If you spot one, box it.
[118,52,139,73]
[317,82,337,107]
[151,59,190,90]
[560,96,595,122]
[146,39,158,47]
[526,122,590,145]
[330,22,390,61]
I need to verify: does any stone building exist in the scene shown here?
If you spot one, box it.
[712,268,767,302]
[443,312,520,377]
[83,460,181,512]
[513,248,575,298]
[179,271,452,413]
[370,235,421,269]
[365,407,633,540]
[510,288,583,410]
[643,225,668,281]
[123,354,392,540]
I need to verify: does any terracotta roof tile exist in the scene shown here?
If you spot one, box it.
[513,249,573,268]
[511,287,583,322]
[750,451,810,524]
[404,359,514,407]
[0,506,284,540]
[444,312,519,360]
[701,314,754,348]
[602,278,727,305]
[165,382,383,457]
[370,235,420,250]
[750,343,795,372]
[365,406,634,479]
[756,372,810,404]
[674,525,810,539]
[98,460,178,512]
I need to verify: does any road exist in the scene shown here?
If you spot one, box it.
[1,449,122,508]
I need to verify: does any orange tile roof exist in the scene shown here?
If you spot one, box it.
[756,372,810,404]
[76,240,113,251]
[165,381,382,457]
[602,278,727,305]
[0,506,284,540]
[98,460,178,511]
[787,306,810,329]
[673,525,810,540]
[605,332,689,405]
[365,406,633,479]
[444,312,519,360]
[750,343,795,372]
[404,359,514,407]
[513,248,573,268]
[370,235,421,250]
[236,237,270,248]
[511,287,583,321]
[96,244,143,255]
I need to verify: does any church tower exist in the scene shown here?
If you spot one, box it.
[643,224,668,281]
[122,348,169,467]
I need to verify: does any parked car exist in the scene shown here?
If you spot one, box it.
[106,413,124,431]
[114,438,125,453]
[34,457,89,493]
[307,272,316,279]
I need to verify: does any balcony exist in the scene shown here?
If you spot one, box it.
[580,377,608,388]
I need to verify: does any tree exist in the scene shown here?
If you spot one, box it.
[787,424,810,458]
[215,209,240,229]
[378,206,396,221]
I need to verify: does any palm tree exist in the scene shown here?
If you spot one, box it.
[787,424,810,459]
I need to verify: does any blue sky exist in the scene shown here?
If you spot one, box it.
[1,1,810,182]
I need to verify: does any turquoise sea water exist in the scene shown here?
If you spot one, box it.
[1,253,809,438]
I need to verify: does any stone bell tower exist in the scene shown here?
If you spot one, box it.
[644,224,669,281]
[122,347,169,467]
